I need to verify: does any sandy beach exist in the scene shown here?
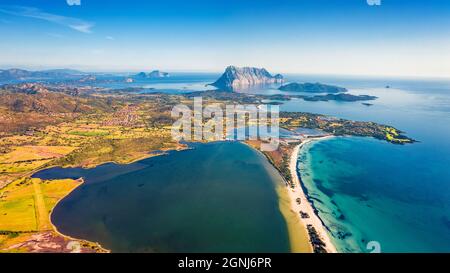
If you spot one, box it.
[288,136,337,253]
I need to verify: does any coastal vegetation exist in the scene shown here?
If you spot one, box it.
[306,225,327,253]
[279,112,415,144]
[246,140,296,188]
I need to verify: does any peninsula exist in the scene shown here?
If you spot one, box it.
[279,82,347,93]
[302,93,377,102]
[0,68,86,81]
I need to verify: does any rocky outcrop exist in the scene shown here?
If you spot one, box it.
[148,70,169,78]
[211,66,284,90]
[134,70,170,79]
[134,72,148,78]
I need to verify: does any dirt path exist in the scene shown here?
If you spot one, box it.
[32,179,50,231]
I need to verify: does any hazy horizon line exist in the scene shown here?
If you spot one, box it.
[1,65,450,81]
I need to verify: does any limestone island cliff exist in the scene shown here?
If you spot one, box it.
[210,66,284,91]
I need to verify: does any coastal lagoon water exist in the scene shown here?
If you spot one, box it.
[33,142,291,253]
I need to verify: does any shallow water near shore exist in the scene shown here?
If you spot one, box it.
[33,142,292,253]
[299,137,450,252]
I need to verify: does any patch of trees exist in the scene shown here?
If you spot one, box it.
[307,224,327,253]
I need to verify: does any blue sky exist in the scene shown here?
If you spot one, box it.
[0,0,449,77]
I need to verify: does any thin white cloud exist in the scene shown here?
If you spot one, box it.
[0,6,93,33]
[106,36,114,40]
[70,24,91,33]
[66,0,81,6]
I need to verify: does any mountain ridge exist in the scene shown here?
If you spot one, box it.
[0,68,87,81]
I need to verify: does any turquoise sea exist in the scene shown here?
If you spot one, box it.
[284,76,450,253]
[299,137,450,252]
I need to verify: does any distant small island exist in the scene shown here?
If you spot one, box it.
[279,82,347,93]
[134,70,170,79]
[210,66,283,91]
[303,93,377,102]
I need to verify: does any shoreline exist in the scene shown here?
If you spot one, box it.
[288,136,337,253]
[23,147,188,253]
[45,141,306,253]
[34,146,190,253]
[242,141,312,253]
[0,176,109,253]
[48,177,110,253]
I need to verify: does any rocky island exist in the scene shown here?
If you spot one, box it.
[279,82,347,93]
[134,70,170,79]
[210,66,284,91]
